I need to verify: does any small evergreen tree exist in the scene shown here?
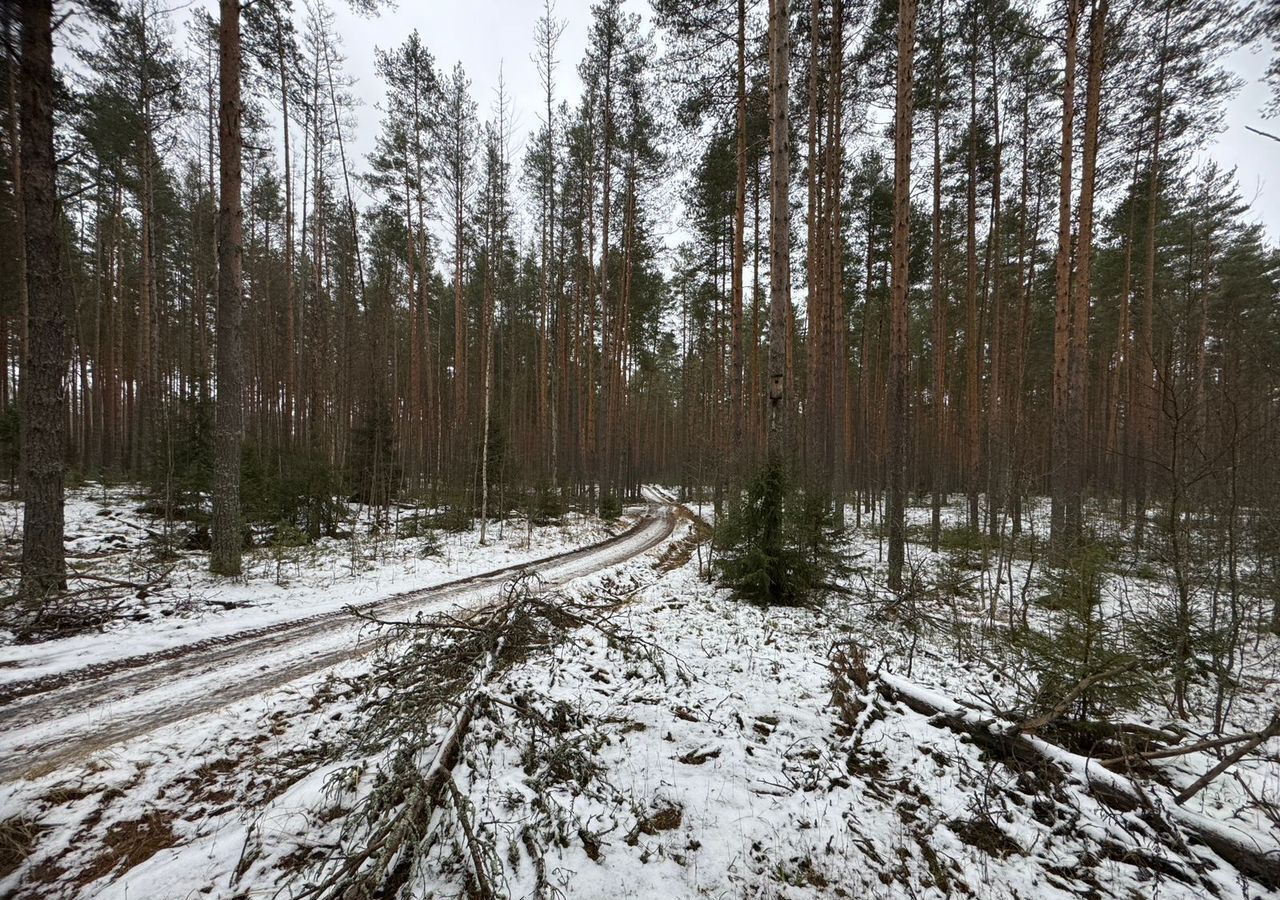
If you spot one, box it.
[714,463,847,606]
[1016,540,1149,725]
[241,446,347,543]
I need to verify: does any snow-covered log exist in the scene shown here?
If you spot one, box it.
[876,672,1280,892]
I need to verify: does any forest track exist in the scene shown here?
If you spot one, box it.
[0,501,676,782]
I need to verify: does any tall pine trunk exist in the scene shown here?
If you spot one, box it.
[762,0,792,604]
[211,0,244,576]
[1049,0,1080,555]
[18,0,66,601]
[731,0,747,472]
[1064,0,1107,548]
[887,0,917,591]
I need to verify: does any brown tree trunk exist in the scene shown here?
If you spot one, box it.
[731,0,747,469]
[767,0,791,466]
[276,11,296,445]
[1064,0,1107,547]
[930,73,944,552]
[887,0,918,591]
[1050,0,1080,553]
[5,5,26,400]
[1135,11,1169,552]
[17,0,66,601]
[964,30,980,531]
[211,0,244,576]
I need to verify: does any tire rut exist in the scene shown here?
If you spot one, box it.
[1,508,675,782]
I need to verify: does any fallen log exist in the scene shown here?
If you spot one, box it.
[875,672,1280,892]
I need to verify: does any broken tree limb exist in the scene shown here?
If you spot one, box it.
[1245,124,1280,143]
[876,672,1280,891]
[65,567,171,590]
[448,777,497,900]
[1103,718,1278,768]
[1016,659,1139,734]
[1174,711,1280,806]
[306,591,531,900]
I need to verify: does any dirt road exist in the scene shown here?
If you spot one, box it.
[0,504,676,781]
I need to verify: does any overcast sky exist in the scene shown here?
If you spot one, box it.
[332,0,1278,237]
[162,0,1279,245]
[1202,43,1279,238]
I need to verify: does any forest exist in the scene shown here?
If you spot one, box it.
[1,0,1279,897]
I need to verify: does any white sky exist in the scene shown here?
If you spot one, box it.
[93,0,1280,246]
[327,0,599,241]
[1204,43,1280,239]
[327,0,1280,241]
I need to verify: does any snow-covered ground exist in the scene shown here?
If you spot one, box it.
[0,484,631,683]
[0,488,1276,899]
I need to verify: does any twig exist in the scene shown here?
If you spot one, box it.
[1245,124,1280,143]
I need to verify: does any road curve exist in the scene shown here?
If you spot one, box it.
[0,504,676,782]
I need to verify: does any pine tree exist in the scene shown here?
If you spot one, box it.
[17,0,66,601]
[887,0,918,592]
[211,0,244,576]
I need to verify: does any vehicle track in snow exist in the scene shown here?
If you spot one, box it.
[0,502,676,782]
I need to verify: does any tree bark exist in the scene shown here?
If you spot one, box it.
[1135,10,1169,552]
[887,0,917,591]
[767,0,791,462]
[18,0,66,601]
[211,0,244,576]
[964,26,980,531]
[929,26,944,552]
[731,0,747,469]
[1064,0,1107,547]
[1050,0,1080,555]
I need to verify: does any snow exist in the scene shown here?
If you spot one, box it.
[1,487,1277,899]
[0,484,630,683]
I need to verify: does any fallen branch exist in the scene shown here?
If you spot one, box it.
[304,587,530,900]
[1104,718,1278,769]
[1016,660,1139,734]
[1174,711,1280,806]
[877,672,1280,891]
[304,573,661,899]
[448,778,496,900]
[65,568,170,591]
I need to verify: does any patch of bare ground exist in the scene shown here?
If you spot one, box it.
[75,809,179,887]
[654,508,711,572]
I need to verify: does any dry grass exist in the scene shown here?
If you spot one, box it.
[75,809,178,887]
[0,817,46,880]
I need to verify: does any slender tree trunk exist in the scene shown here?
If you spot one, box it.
[17,0,66,601]
[211,0,244,576]
[480,255,495,543]
[964,30,980,531]
[887,0,918,591]
[985,37,1004,542]
[762,0,793,602]
[5,5,27,400]
[1135,11,1169,552]
[929,20,945,551]
[1050,0,1080,554]
[731,0,748,471]
[276,12,297,445]
[1065,0,1107,545]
